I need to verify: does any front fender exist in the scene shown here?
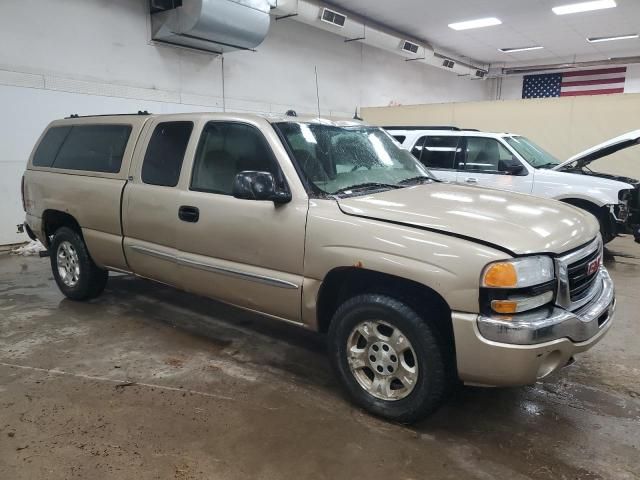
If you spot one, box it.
[533,169,630,207]
[302,200,510,326]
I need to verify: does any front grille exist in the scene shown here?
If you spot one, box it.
[567,248,600,301]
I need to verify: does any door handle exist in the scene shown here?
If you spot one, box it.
[464,177,479,184]
[178,205,199,223]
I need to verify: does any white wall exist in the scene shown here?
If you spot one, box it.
[499,64,640,100]
[0,0,492,245]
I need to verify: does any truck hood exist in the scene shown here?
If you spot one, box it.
[553,130,640,170]
[337,183,599,256]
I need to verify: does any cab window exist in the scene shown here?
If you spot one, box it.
[411,135,462,170]
[461,137,521,174]
[142,122,193,187]
[190,122,279,195]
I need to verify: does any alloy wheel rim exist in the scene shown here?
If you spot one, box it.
[346,320,418,401]
[57,241,80,288]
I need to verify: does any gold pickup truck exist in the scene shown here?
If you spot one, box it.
[21,112,615,422]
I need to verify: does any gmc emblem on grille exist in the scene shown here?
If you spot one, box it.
[587,257,601,276]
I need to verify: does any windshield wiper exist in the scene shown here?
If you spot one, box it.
[332,183,402,195]
[536,162,559,169]
[398,176,436,185]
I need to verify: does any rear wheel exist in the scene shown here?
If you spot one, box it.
[328,294,450,423]
[50,227,108,300]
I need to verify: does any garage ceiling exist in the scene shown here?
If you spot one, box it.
[326,0,640,66]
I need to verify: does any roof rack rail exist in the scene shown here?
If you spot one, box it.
[382,125,461,131]
[64,111,151,119]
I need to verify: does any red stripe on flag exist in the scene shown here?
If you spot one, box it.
[561,77,626,87]
[560,88,625,97]
[562,67,627,78]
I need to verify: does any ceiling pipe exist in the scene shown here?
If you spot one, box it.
[499,56,640,76]
[270,0,489,79]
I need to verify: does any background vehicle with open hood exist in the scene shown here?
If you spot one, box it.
[388,127,637,243]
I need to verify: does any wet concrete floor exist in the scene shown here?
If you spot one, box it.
[0,237,639,479]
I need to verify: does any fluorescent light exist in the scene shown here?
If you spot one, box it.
[448,17,502,31]
[587,33,638,42]
[499,46,545,53]
[552,0,616,15]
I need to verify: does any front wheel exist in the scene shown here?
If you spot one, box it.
[50,227,108,300]
[328,294,450,423]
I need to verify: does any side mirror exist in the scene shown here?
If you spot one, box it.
[232,171,291,204]
[500,159,526,176]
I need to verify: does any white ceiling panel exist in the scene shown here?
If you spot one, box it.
[326,0,640,66]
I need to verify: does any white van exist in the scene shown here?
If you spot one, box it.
[387,127,639,243]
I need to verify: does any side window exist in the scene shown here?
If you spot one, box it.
[412,135,461,170]
[142,122,193,187]
[392,135,406,144]
[33,126,72,167]
[462,137,517,173]
[190,122,278,195]
[52,125,132,173]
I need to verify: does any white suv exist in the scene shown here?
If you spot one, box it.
[387,127,638,243]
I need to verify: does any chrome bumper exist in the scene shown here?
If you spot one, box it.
[477,267,615,345]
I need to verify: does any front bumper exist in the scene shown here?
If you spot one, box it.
[452,268,615,387]
[477,268,614,345]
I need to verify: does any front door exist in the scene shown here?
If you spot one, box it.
[457,137,533,194]
[177,121,307,322]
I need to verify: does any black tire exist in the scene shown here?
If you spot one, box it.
[583,206,615,244]
[595,214,616,245]
[50,227,108,300]
[328,294,450,423]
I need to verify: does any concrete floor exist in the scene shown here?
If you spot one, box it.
[0,238,639,480]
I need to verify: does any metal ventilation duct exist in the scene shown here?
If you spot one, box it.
[151,0,274,53]
[271,0,487,79]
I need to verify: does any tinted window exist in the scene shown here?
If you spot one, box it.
[191,122,278,195]
[392,135,406,144]
[142,122,193,187]
[52,125,132,173]
[412,136,461,169]
[462,137,517,173]
[33,126,72,167]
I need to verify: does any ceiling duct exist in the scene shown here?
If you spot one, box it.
[151,0,274,54]
[271,0,487,79]
[501,56,640,75]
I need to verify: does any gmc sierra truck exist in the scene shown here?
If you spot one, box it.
[21,112,615,422]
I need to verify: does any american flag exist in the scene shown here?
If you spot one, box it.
[522,67,627,98]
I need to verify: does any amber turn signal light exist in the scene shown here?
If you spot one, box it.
[483,262,518,288]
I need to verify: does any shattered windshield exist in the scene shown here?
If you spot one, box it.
[275,122,433,195]
[504,136,560,169]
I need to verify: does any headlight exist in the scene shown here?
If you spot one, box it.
[481,256,556,315]
[481,256,554,288]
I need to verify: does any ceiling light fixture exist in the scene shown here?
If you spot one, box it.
[499,46,545,53]
[552,0,616,15]
[587,33,639,42]
[448,17,502,31]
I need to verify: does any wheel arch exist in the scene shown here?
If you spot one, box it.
[316,267,454,342]
[42,209,83,247]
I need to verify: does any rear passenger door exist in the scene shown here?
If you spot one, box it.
[457,137,533,194]
[177,121,307,322]
[122,119,195,285]
[410,135,462,183]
